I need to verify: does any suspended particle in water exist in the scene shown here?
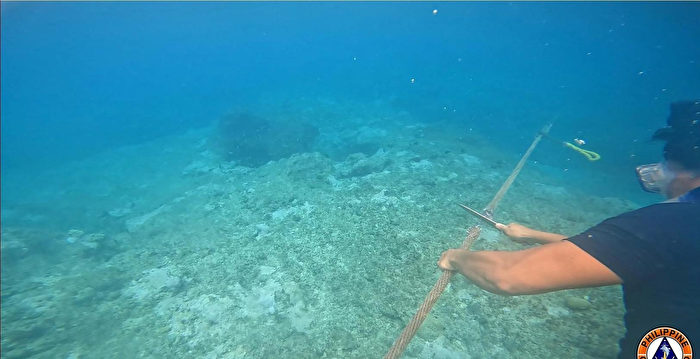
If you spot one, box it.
[433,9,438,15]
[410,78,416,84]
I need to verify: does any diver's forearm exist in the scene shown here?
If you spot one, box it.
[448,250,514,295]
[527,230,567,244]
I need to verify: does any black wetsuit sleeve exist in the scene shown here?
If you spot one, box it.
[565,203,695,285]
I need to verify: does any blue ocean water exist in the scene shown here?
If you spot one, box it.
[1,2,698,358]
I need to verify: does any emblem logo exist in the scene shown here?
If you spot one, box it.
[637,326,693,359]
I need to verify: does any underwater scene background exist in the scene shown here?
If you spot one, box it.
[2,2,699,358]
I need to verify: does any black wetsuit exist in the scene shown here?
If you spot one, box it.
[567,187,700,358]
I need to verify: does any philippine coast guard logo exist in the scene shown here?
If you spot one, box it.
[637,326,693,359]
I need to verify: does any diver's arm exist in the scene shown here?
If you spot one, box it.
[496,222,567,244]
[437,241,622,295]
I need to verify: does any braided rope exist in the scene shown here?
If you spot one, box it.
[484,123,551,215]
[384,124,549,358]
[384,226,481,359]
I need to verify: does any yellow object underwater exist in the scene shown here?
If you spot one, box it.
[563,141,601,161]
[541,128,601,161]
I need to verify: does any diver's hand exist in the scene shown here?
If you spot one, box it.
[495,222,534,241]
[495,222,567,244]
[437,249,467,272]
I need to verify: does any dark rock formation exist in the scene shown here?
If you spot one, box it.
[211,113,319,167]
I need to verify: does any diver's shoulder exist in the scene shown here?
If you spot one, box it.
[608,200,698,220]
[624,200,700,219]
